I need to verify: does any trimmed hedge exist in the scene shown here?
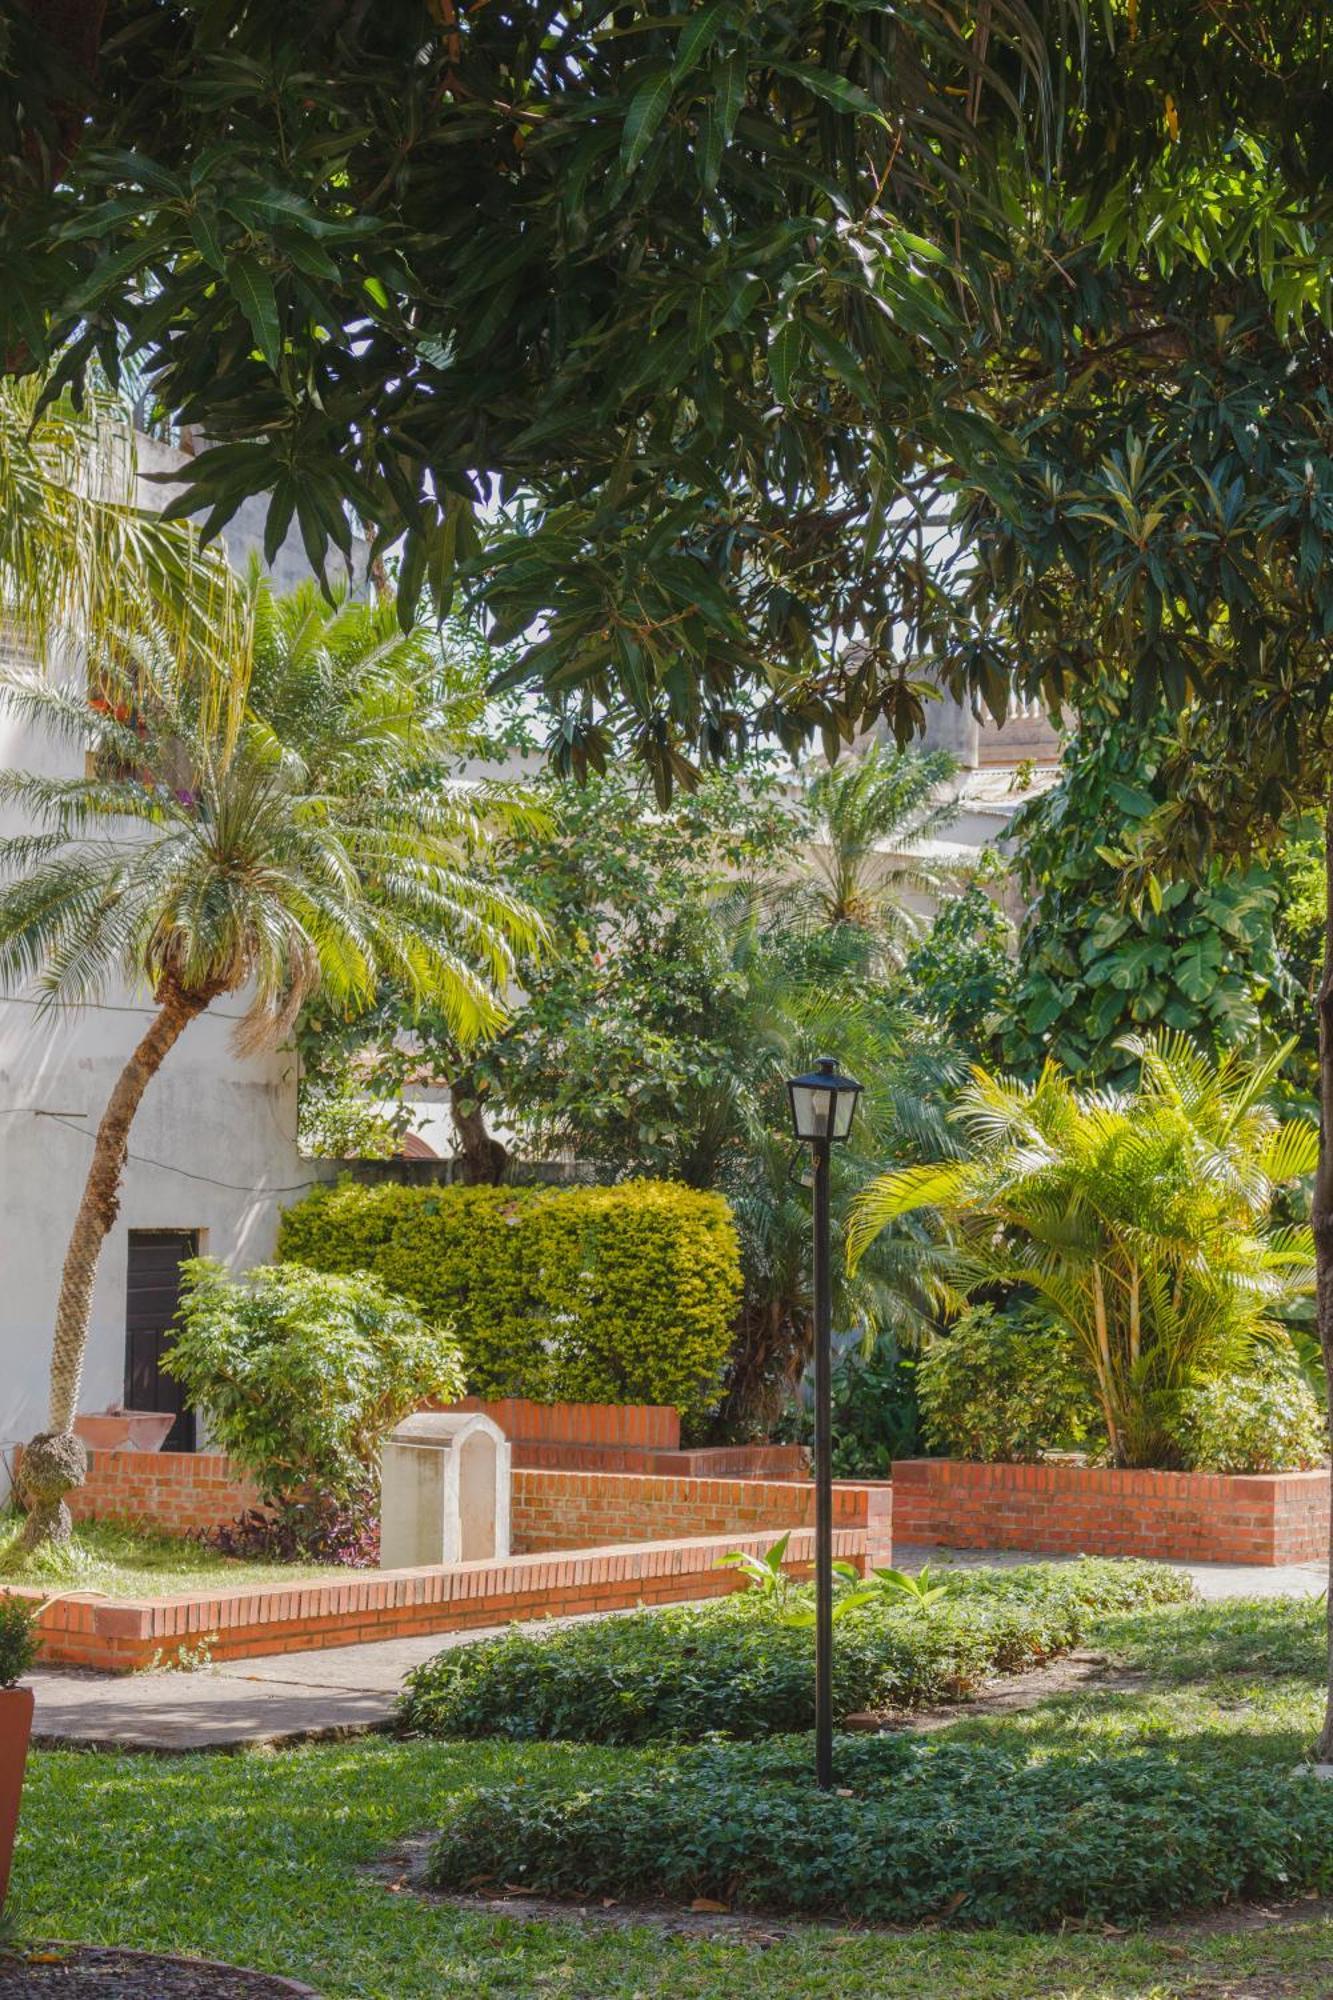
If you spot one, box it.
[398,1559,1193,1744]
[426,1732,1333,1927]
[277,1177,741,1421]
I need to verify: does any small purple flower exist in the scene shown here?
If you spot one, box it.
[175,788,197,808]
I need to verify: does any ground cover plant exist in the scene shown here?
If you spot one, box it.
[397,1559,1192,1745]
[13,1591,1333,1995]
[425,1728,1333,1930]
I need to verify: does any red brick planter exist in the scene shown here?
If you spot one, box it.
[0,1685,33,1913]
[892,1457,1330,1565]
[15,1522,875,1673]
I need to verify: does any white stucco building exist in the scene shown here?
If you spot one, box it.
[0,433,343,1492]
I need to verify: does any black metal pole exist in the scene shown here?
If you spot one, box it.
[812,1132,833,1790]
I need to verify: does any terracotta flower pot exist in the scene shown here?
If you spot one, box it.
[0,1684,34,1914]
[73,1409,176,1453]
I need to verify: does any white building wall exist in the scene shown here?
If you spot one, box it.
[0,432,344,1494]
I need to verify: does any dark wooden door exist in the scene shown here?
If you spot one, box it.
[124,1229,198,1452]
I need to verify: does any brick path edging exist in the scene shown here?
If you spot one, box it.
[13,1526,866,1673]
[893,1457,1330,1564]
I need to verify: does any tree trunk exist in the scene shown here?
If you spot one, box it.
[18,979,210,1547]
[450,1076,508,1185]
[1313,796,1333,1759]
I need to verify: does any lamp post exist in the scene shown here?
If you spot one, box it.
[786,1054,863,1790]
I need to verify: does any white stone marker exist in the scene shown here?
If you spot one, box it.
[379,1410,511,1570]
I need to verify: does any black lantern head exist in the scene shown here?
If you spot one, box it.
[786,1055,862,1145]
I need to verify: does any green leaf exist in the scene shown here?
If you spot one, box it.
[768,63,878,116]
[189,209,226,273]
[768,318,802,404]
[672,0,731,81]
[227,254,282,371]
[622,68,674,172]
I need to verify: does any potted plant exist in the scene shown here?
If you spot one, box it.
[0,1594,37,1916]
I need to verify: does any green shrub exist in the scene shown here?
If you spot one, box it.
[398,1559,1191,1744]
[277,1177,741,1422]
[780,1337,919,1477]
[426,1731,1333,1927]
[166,1259,465,1505]
[0,1593,36,1687]
[915,1304,1095,1462]
[1170,1349,1327,1472]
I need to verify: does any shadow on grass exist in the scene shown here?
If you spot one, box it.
[1093,1596,1326,1683]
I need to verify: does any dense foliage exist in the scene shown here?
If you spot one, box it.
[277,1178,740,1423]
[903,881,1015,1065]
[426,1728,1333,1929]
[0,1592,37,1689]
[398,1558,1191,1744]
[1003,717,1286,1081]
[780,1337,920,1478]
[0,3,1076,792]
[1170,1350,1326,1476]
[167,1260,464,1508]
[914,1305,1093,1464]
[852,1034,1317,1467]
[300,747,968,1436]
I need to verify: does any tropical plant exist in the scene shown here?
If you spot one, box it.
[914,1303,1096,1464]
[0,373,240,669]
[165,1260,465,1508]
[849,1034,1318,1469]
[778,1334,920,1478]
[716,1533,795,1603]
[0,1595,37,1689]
[0,579,543,1545]
[902,879,1016,1065]
[1003,714,1287,1081]
[791,745,959,971]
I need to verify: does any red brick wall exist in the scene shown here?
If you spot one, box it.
[61,1450,259,1537]
[450,1399,680,1449]
[892,1458,1329,1565]
[55,1448,890,1567]
[18,1523,867,1673]
[512,1468,893,1566]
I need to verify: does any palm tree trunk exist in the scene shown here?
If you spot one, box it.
[19,979,209,1547]
[1313,796,1333,1760]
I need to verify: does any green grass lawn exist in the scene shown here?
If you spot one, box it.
[10,1592,1333,1997]
[0,1514,342,1598]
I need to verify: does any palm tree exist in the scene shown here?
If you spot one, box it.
[0,373,241,669]
[849,1033,1317,1467]
[795,744,960,969]
[0,578,545,1544]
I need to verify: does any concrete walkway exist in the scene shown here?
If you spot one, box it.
[24,1548,1329,1753]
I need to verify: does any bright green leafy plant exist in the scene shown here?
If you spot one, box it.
[0,1594,37,1688]
[278,1178,741,1424]
[1002,716,1286,1081]
[1170,1349,1326,1475]
[851,1034,1317,1468]
[166,1261,465,1508]
[914,1304,1095,1463]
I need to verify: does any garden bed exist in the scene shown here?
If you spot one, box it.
[892,1457,1330,1565]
